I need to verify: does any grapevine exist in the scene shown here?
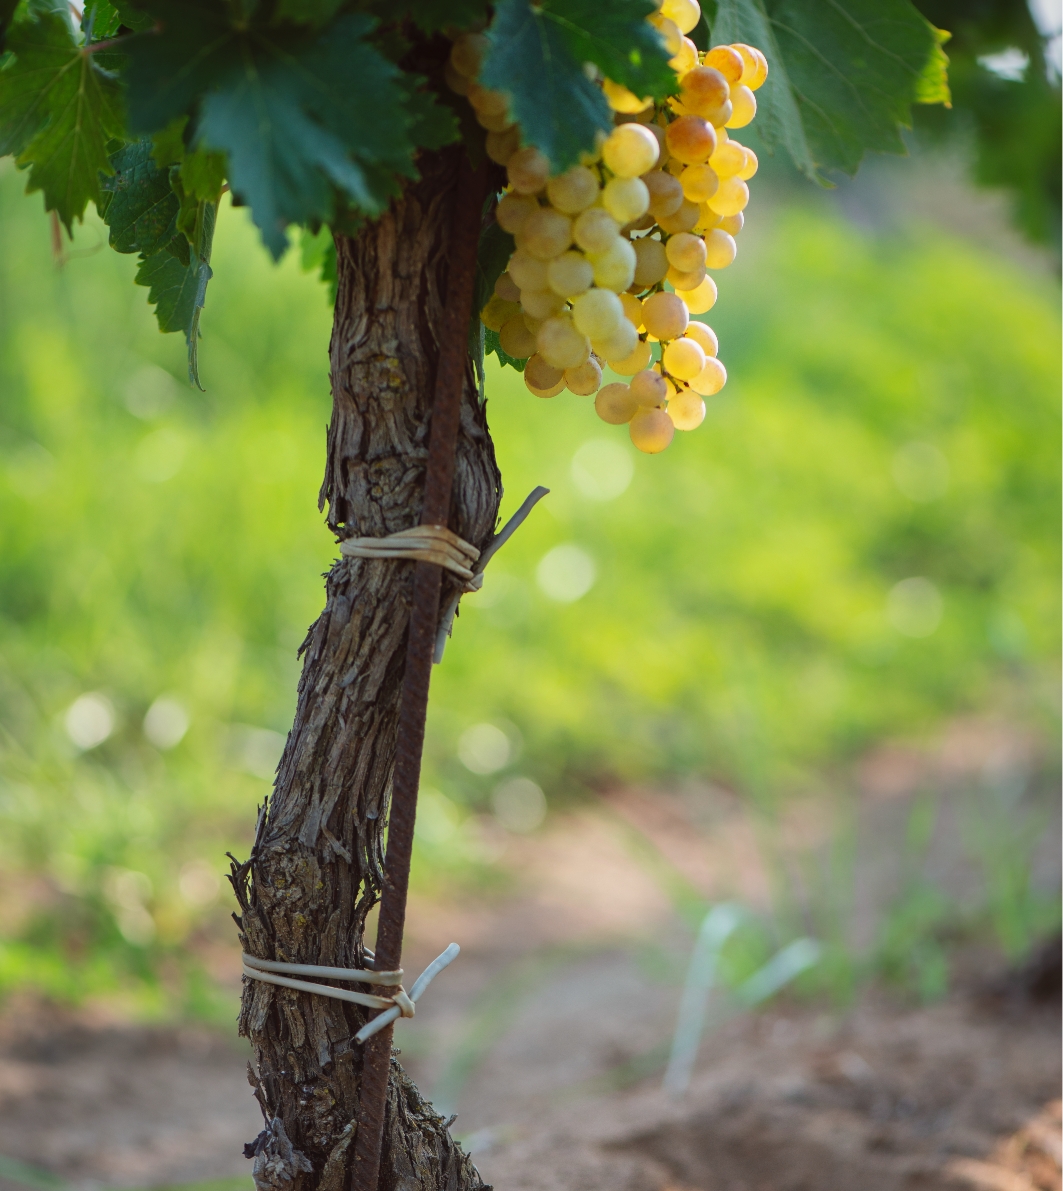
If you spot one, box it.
[450,3,768,455]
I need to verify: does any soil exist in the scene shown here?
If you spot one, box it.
[0,720,1058,1191]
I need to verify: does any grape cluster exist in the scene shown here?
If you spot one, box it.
[447,3,767,454]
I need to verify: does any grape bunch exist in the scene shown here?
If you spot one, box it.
[447,3,768,454]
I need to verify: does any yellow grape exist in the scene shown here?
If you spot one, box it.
[537,315,590,370]
[657,199,701,236]
[632,236,669,288]
[694,204,722,233]
[661,0,702,35]
[450,32,489,79]
[680,67,730,115]
[619,292,644,329]
[624,212,657,233]
[652,365,678,399]
[573,207,621,255]
[589,237,636,291]
[467,84,508,116]
[507,250,549,292]
[630,407,675,453]
[665,115,717,165]
[591,316,638,362]
[630,369,668,407]
[668,390,707,430]
[525,353,564,390]
[444,61,469,96]
[519,207,573,260]
[680,163,719,203]
[499,315,537,359]
[666,231,708,273]
[572,287,624,339]
[495,271,521,302]
[737,148,758,180]
[476,108,512,132]
[604,79,652,114]
[595,382,639,425]
[496,193,538,235]
[547,251,594,297]
[679,274,718,314]
[703,228,736,268]
[705,176,749,216]
[642,291,689,340]
[662,337,706,379]
[643,170,684,218]
[709,139,746,178]
[665,154,686,178]
[481,294,521,332]
[688,355,727,395]
[609,339,653,376]
[683,321,718,357]
[507,147,550,194]
[670,36,699,75]
[667,262,707,291]
[603,176,650,224]
[734,43,768,90]
[486,126,521,166]
[565,356,603,396]
[602,123,660,178]
[520,288,565,319]
[546,166,600,214]
[525,374,566,398]
[649,12,683,56]
[726,85,757,128]
[717,211,744,235]
[704,99,733,128]
[703,45,745,83]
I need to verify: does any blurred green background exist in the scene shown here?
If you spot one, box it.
[0,133,1058,1017]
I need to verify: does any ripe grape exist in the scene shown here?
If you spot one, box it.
[642,292,689,340]
[519,207,573,260]
[709,139,746,178]
[703,229,736,269]
[670,37,699,75]
[666,231,708,273]
[592,317,638,361]
[603,176,650,224]
[486,126,521,166]
[520,288,565,319]
[683,321,718,357]
[717,212,743,235]
[546,166,600,214]
[726,85,757,129]
[661,0,702,35]
[679,274,717,314]
[589,238,636,292]
[573,207,621,255]
[619,292,644,329]
[537,316,591,370]
[603,123,660,178]
[609,338,653,375]
[495,271,521,302]
[668,390,707,430]
[653,366,678,400]
[480,294,521,332]
[507,250,548,292]
[737,149,758,180]
[704,45,744,83]
[507,147,550,194]
[499,315,537,359]
[665,115,717,165]
[662,337,706,379]
[706,176,749,216]
[525,373,566,399]
[680,67,730,115]
[632,237,668,288]
[657,198,701,235]
[694,204,722,233]
[630,407,674,453]
[679,163,719,203]
[564,356,603,396]
[496,193,538,235]
[525,354,564,390]
[649,13,683,56]
[688,355,727,395]
[604,79,652,114]
[572,287,624,340]
[547,251,594,297]
[643,170,684,219]
[704,99,733,128]
[734,43,768,90]
[630,369,668,407]
[667,262,707,292]
[595,382,639,425]
[476,108,512,133]
[467,84,508,117]
[444,62,469,96]
[450,32,489,79]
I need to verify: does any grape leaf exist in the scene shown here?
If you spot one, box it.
[0,12,125,230]
[1,0,20,52]
[100,138,180,255]
[711,0,950,178]
[551,0,675,99]
[360,0,493,35]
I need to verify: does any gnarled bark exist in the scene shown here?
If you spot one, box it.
[230,145,501,1191]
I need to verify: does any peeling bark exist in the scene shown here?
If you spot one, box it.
[230,145,500,1191]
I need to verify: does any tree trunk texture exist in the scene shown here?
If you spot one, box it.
[230,145,501,1191]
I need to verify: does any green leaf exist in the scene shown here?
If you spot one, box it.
[712,0,950,179]
[270,0,346,26]
[100,138,180,255]
[1,0,20,52]
[81,0,123,41]
[299,224,337,304]
[135,198,215,387]
[180,144,226,202]
[0,12,125,230]
[551,0,675,100]
[914,25,951,107]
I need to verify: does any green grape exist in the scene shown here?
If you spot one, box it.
[564,356,603,396]
[665,231,708,273]
[536,315,591,370]
[572,287,624,339]
[520,288,566,319]
[642,291,689,341]
[662,337,706,379]
[507,250,548,292]
[630,407,674,453]
[546,166,600,214]
[633,237,669,288]
[518,207,573,261]
[547,250,594,297]
[603,176,650,224]
[507,147,550,194]
[496,193,538,234]
[499,315,537,359]
[602,123,661,179]
[591,316,638,363]
[595,382,639,425]
[524,353,564,390]
[667,390,706,430]
[643,170,685,219]
[480,294,520,332]
[703,229,736,269]
[688,355,727,396]
[589,238,636,292]
[573,207,621,255]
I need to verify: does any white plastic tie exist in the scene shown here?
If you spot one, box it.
[241,944,460,1044]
